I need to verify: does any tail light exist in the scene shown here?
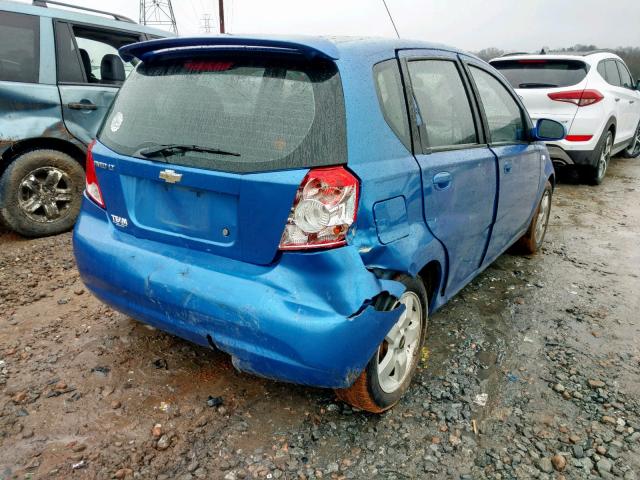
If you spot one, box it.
[548,89,604,107]
[279,166,359,250]
[85,140,105,208]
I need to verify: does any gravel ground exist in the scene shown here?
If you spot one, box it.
[1,156,639,480]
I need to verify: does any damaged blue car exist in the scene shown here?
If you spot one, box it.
[73,36,564,412]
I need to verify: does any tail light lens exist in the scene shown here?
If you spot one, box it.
[85,140,105,208]
[548,89,604,107]
[279,166,359,250]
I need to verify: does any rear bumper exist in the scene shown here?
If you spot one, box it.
[546,146,597,167]
[73,198,405,389]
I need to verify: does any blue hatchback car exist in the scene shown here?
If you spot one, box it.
[73,36,564,412]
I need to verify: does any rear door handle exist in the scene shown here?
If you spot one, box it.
[432,171,452,190]
[68,102,98,111]
[630,100,636,104]
[504,161,512,174]
[615,98,621,102]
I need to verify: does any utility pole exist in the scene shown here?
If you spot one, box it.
[139,0,178,35]
[218,0,225,34]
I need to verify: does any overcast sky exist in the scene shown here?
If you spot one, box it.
[20,0,640,51]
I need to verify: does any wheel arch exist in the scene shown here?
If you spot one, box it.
[605,116,617,141]
[0,137,86,176]
[417,260,443,311]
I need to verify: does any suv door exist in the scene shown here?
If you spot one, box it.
[399,50,498,294]
[615,60,640,143]
[54,21,141,145]
[462,55,541,263]
[598,59,630,141]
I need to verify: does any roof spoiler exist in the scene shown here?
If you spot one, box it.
[119,36,341,62]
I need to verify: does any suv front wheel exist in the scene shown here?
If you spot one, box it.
[0,149,85,237]
[621,121,640,158]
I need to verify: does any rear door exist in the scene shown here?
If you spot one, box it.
[399,50,498,293]
[598,59,629,140]
[464,56,541,262]
[54,21,142,146]
[614,60,640,142]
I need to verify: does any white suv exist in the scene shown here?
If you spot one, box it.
[490,52,640,184]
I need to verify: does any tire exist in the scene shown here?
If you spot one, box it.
[621,121,640,158]
[515,180,553,254]
[335,274,428,413]
[584,130,613,185]
[0,149,85,237]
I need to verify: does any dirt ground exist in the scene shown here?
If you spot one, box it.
[1,156,639,480]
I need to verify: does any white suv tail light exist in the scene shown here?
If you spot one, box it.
[548,89,604,107]
[279,166,359,250]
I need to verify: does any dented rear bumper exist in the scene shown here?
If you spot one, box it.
[73,198,405,388]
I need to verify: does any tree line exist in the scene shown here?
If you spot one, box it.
[475,45,640,80]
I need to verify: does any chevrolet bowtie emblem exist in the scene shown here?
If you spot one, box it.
[159,169,182,184]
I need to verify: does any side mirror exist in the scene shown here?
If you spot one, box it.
[531,118,566,142]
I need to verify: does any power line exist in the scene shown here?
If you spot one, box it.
[381,0,400,38]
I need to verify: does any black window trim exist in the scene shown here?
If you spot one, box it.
[0,10,40,84]
[53,19,144,87]
[460,57,533,147]
[399,53,486,155]
[614,59,635,89]
[372,57,415,154]
[598,59,623,88]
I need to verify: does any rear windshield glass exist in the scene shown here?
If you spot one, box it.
[490,59,588,89]
[99,54,346,173]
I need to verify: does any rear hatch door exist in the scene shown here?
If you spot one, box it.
[491,58,589,130]
[96,44,346,265]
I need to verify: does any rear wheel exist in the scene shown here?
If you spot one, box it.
[0,149,85,237]
[621,121,640,158]
[515,181,552,254]
[335,275,427,413]
[585,130,612,185]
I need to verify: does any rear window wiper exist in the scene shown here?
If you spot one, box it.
[518,82,559,89]
[137,144,241,158]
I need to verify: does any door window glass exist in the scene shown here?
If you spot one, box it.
[470,66,526,143]
[407,60,477,148]
[0,11,39,83]
[616,61,634,89]
[603,60,622,87]
[374,60,411,150]
[55,23,139,85]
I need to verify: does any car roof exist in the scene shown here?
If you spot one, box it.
[490,52,621,64]
[119,34,476,64]
[0,0,173,37]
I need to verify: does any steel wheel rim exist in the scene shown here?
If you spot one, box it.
[535,190,551,241]
[598,134,612,180]
[17,167,74,223]
[377,291,423,394]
